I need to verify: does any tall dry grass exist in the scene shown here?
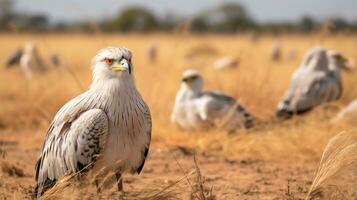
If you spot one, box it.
[0,33,357,198]
[306,130,357,200]
[1,33,357,157]
[36,156,213,200]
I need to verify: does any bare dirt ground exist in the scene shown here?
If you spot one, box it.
[0,129,316,199]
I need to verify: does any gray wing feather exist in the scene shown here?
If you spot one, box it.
[200,91,254,129]
[203,91,236,103]
[135,97,152,174]
[35,107,108,196]
[201,91,235,116]
[285,73,339,112]
[303,73,341,103]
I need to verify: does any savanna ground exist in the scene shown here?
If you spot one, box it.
[0,33,357,199]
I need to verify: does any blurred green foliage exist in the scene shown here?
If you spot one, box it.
[102,7,158,32]
[0,1,356,33]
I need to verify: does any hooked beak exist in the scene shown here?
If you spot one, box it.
[342,63,354,71]
[341,58,355,71]
[112,58,131,73]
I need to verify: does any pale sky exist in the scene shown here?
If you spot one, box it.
[14,0,357,23]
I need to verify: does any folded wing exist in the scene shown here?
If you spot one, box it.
[35,108,108,197]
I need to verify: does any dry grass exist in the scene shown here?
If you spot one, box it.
[39,157,212,200]
[0,33,357,199]
[306,130,357,200]
[40,174,184,200]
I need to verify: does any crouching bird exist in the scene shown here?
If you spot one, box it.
[276,47,348,119]
[171,69,254,133]
[34,47,152,197]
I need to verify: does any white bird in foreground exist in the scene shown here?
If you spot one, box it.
[171,69,254,132]
[213,56,239,70]
[34,47,152,197]
[5,43,60,79]
[277,47,348,118]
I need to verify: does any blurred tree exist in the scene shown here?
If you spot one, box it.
[299,16,317,33]
[191,17,209,32]
[191,2,255,33]
[13,14,49,32]
[105,7,158,32]
[0,0,14,30]
[261,22,296,34]
[0,0,12,17]
[160,12,180,31]
[213,3,255,32]
[27,14,48,29]
[329,18,350,32]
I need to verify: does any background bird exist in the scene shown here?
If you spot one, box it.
[5,42,61,79]
[5,47,23,68]
[276,47,348,119]
[271,40,282,61]
[147,43,157,62]
[49,52,61,67]
[34,47,152,197]
[213,56,239,70]
[171,69,254,133]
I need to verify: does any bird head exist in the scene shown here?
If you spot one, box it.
[302,47,329,71]
[181,69,203,92]
[327,50,352,71]
[92,47,133,82]
[24,42,37,54]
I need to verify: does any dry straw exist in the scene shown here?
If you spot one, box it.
[39,164,195,199]
[306,130,357,200]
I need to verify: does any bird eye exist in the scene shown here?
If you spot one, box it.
[104,58,113,65]
[334,55,343,61]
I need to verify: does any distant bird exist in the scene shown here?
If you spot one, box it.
[147,43,157,62]
[5,43,61,79]
[213,56,239,70]
[250,32,261,43]
[34,47,152,197]
[334,99,357,122]
[271,41,281,61]
[276,47,348,119]
[171,69,254,132]
[5,47,23,68]
[49,52,61,67]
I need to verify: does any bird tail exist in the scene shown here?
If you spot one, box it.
[34,178,57,198]
[34,157,57,198]
[236,105,255,129]
[276,98,294,119]
[276,106,313,120]
[276,108,294,119]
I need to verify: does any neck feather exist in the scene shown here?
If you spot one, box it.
[90,77,137,95]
